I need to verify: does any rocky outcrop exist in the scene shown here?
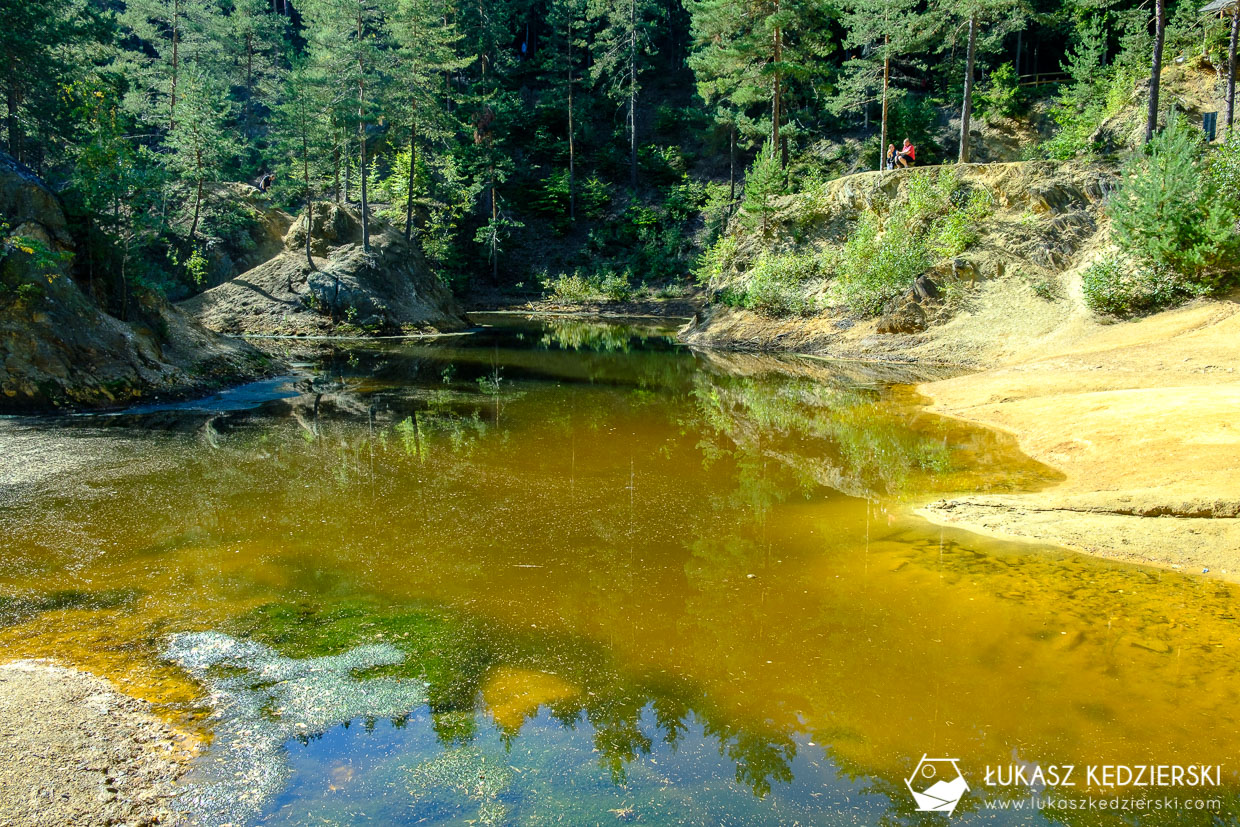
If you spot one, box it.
[0,153,277,412]
[200,183,294,286]
[181,204,469,336]
[876,274,942,334]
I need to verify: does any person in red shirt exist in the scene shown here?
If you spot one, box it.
[896,138,916,168]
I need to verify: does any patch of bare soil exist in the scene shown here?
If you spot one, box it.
[918,299,1240,575]
[0,660,198,826]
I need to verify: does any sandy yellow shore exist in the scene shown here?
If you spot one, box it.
[918,299,1240,575]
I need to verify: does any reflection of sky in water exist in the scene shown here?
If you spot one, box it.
[264,707,890,826]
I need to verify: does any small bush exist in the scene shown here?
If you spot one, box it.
[717,251,823,317]
[1107,118,1240,309]
[837,209,932,316]
[542,271,594,303]
[599,271,634,303]
[1081,254,1205,316]
[976,62,1021,122]
[541,269,636,304]
[696,233,740,285]
[834,169,992,316]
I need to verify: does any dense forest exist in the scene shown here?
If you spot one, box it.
[2,0,1239,314]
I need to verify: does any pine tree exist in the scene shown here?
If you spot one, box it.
[389,0,469,242]
[544,0,588,220]
[275,58,333,269]
[1145,0,1166,143]
[589,0,662,188]
[688,0,834,166]
[224,0,287,158]
[119,0,222,132]
[301,0,392,252]
[1,0,87,166]
[1112,117,1240,284]
[936,0,1027,162]
[166,68,234,240]
[834,0,925,169]
[741,143,784,237]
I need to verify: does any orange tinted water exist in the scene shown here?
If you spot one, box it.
[1,316,1238,822]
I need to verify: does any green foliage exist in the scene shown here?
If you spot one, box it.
[687,0,835,152]
[540,269,634,304]
[717,251,823,316]
[1079,253,1191,315]
[543,271,595,303]
[741,146,785,238]
[837,209,932,316]
[976,62,1020,122]
[1108,118,1240,303]
[1043,17,1110,160]
[837,168,992,316]
[599,271,635,302]
[696,233,740,285]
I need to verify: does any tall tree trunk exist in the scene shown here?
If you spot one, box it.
[190,176,203,239]
[959,12,978,163]
[358,9,370,252]
[405,111,417,242]
[772,8,782,164]
[303,121,315,271]
[5,83,21,163]
[628,0,637,190]
[1015,29,1023,76]
[490,167,498,283]
[1146,0,1166,143]
[880,31,890,171]
[333,144,341,203]
[170,0,180,131]
[245,34,255,139]
[568,29,576,222]
[1226,9,1238,134]
[729,123,736,203]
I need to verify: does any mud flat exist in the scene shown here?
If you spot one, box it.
[0,660,197,826]
[918,299,1240,575]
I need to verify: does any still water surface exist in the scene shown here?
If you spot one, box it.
[2,315,1239,825]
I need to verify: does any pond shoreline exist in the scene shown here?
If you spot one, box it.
[0,660,199,827]
[915,299,1240,577]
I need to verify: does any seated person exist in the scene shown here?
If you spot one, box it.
[896,138,916,168]
[884,143,897,171]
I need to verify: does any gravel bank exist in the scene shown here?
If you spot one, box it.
[0,660,197,826]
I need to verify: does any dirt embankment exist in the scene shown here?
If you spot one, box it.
[681,160,1117,364]
[917,299,1240,574]
[0,660,198,826]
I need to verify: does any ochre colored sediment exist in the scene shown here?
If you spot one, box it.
[917,300,1240,575]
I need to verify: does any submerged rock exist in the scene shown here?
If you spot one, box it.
[181,204,469,337]
[0,153,276,413]
[164,631,427,825]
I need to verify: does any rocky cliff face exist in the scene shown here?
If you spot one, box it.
[181,203,469,336]
[0,154,276,412]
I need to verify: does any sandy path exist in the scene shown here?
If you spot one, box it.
[917,299,1240,574]
[0,661,197,827]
